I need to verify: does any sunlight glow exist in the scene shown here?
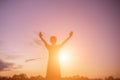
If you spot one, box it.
[59,50,70,63]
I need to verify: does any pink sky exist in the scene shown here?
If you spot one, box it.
[0,0,120,78]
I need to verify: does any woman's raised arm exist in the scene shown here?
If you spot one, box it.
[60,31,73,47]
[39,32,49,48]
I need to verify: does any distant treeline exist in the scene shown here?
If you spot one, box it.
[0,73,120,80]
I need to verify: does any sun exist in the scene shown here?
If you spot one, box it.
[59,50,70,63]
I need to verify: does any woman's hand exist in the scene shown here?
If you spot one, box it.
[39,32,43,38]
[69,31,73,37]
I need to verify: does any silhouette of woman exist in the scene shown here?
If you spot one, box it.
[39,32,73,80]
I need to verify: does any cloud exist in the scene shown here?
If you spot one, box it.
[13,65,23,69]
[5,54,22,60]
[25,58,41,62]
[0,60,14,71]
[0,50,23,60]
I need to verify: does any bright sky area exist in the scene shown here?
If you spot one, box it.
[0,0,120,78]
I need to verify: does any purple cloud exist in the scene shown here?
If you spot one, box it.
[0,59,14,71]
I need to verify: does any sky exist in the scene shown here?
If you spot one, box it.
[0,0,120,78]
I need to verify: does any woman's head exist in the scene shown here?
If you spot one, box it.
[50,36,57,44]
